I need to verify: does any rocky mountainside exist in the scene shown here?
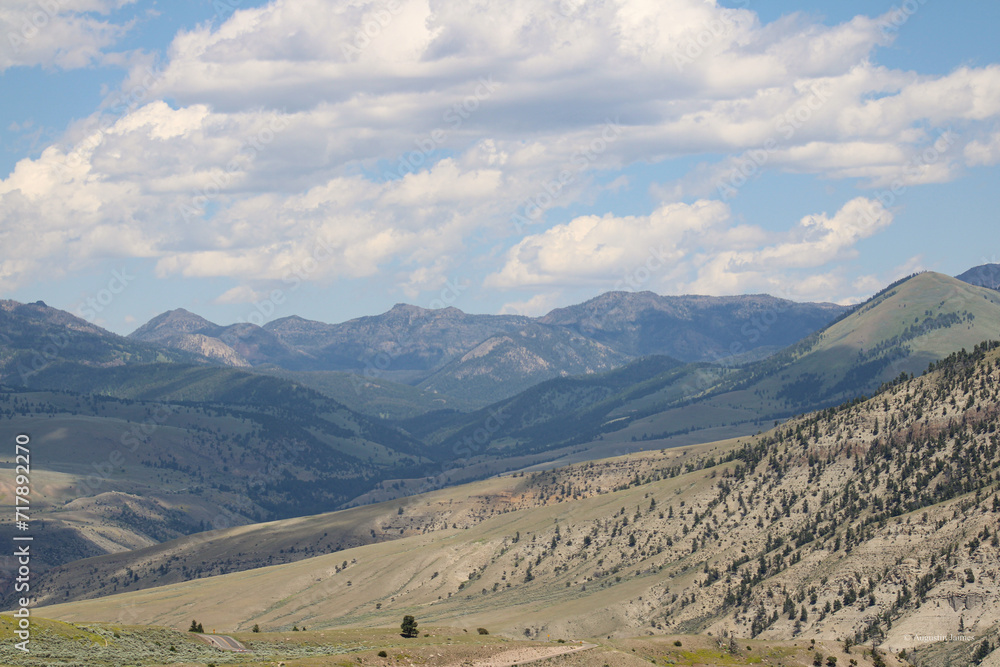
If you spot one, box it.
[34,342,1000,666]
[128,294,849,405]
[958,263,1000,291]
[129,308,310,368]
[416,322,629,404]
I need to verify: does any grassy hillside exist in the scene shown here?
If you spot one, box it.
[256,367,476,419]
[570,271,1000,450]
[0,375,430,585]
[33,342,1000,666]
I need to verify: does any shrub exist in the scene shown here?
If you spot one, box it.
[378,650,388,657]
[477,628,489,635]
[673,640,682,647]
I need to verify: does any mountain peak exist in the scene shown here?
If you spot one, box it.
[129,308,218,339]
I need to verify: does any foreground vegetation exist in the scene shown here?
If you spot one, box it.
[0,619,915,667]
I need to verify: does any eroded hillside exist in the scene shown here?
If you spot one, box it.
[35,343,1000,665]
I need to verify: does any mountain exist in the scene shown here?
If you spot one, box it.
[957,263,1000,291]
[415,322,629,404]
[130,294,849,406]
[263,305,532,375]
[402,272,1000,468]
[32,341,1000,665]
[128,307,310,368]
[0,300,204,384]
[583,271,1000,449]
[539,291,848,362]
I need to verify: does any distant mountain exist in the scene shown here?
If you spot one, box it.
[263,305,532,375]
[957,262,1000,291]
[0,300,203,384]
[593,271,1000,447]
[539,291,848,361]
[416,322,629,404]
[414,271,1000,461]
[130,293,849,406]
[129,308,309,368]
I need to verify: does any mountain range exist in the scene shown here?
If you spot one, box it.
[127,293,850,406]
[28,340,1000,665]
[2,264,1000,665]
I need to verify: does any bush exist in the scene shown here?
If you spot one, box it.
[477,628,489,635]
[674,640,682,647]
[401,615,419,638]
[378,650,388,657]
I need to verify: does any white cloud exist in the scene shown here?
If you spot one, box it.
[500,291,564,316]
[0,0,135,72]
[214,285,264,304]
[488,197,894,303]
[964,131,1000,167]
[684,197,893,300]
[2,0,1000,302]
[487,199,730,288]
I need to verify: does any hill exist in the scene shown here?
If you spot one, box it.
[405,272,1000,465]
[0,365,432,583]
[576,271,1000,447]
[129,307,309,367]
[31,341,1000,666]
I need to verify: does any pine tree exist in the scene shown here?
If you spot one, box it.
[401,615,418,638]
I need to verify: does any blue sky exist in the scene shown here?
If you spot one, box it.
[2,0,999,334]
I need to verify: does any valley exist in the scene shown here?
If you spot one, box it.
[1,268,999,666]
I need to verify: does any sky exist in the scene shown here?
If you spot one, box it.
[1,0,999,335]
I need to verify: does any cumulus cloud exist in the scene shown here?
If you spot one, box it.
[683,197,893,300]
[1,0,999,303]
[0,0,135,71]
[488,200,730,288]
[489,197,894,303]
[214,285,264,304]
[499,292,565,316]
